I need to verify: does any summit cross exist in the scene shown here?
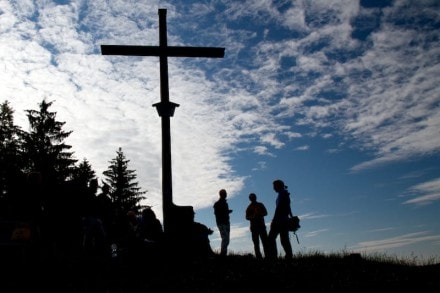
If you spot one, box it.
[101,8,225,234]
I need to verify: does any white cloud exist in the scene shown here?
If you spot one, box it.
[305,229,328,238]
[403,177,440,206]
[295,145,309,151]
[279,1,439,172]
[253,146,269,155]
[283,6,307,31]
[260,133,285,149]
[351,231,440,253]
[251,161,267,171]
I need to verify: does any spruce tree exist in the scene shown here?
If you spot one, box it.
[23,99,77,185]
[0,101,25,216]
[103,147,146,214]
[71,158,97,189]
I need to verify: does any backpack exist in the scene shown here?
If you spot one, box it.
[287,215,301,244]
[287,216,300,232]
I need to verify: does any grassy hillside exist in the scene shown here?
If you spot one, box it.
[4,251,439,292]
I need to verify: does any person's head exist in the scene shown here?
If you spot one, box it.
[127,210,137,223]
[273,179,286,192]
[219,189,227,199]
[141,207,156,221]
[249,193,257,202]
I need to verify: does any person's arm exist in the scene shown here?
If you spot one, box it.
[245,206,252,220]
[261,203,268,217]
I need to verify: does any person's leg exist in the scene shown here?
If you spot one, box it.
[251,231,262,258]
[260,229,269,258]
[224,225,230,254]
[218,224,229,256]
[280,229,293,259]
[266,224,279,259]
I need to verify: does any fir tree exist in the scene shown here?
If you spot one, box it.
[71,158,96,189]
[23,99,77,185]
[0,101,25,215]
[103,147,147,214]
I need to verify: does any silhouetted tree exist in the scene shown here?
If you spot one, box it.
[22,99,77,185]
[103,147,146,215]
[0,101,25,217]
[71,158,96,189]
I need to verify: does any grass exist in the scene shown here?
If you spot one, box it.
[3,248,439,292]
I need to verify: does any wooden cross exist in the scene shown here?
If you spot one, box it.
[101,8,225,233]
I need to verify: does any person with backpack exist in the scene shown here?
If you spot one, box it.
[245,193,268,259]
[267,179,293,260]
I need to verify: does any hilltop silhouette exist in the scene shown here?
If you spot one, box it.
[2,252,439,292]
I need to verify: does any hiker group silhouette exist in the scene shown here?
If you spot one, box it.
[2,174,217,265]
[2,174,295,266]
[217,179,295,259]
[112,178,295,261]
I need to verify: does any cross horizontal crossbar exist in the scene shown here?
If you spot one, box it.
[101,45,225,58]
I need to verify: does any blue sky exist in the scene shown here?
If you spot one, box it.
[1,0,439,262]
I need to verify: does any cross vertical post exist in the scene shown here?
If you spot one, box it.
[155,8,175,232]
[101,9,225,235]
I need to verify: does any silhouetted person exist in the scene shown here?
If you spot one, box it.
[108,207,127,250]
[20,172,57,263]
[213,189,232,256]
[96,183,113,243]
[17,172,45,244]
[190,211,215,258]
[245,193,268,259]
[138,207,164,259]
[120,210,146,264]
[81,179,106,259]
[192,222,215,258]
[267,180,293,259]
[117,208,164,288]
[20,172,44,223]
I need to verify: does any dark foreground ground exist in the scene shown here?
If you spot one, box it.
[3,249,439,293]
